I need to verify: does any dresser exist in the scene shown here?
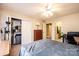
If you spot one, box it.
[0,40,10,56]
[34,30,43,41]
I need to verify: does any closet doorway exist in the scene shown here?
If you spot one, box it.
[11,18,22,45]
[46,23,52,39]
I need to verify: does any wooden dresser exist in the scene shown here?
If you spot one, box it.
[0,40,10,56]
[34,30,43,41]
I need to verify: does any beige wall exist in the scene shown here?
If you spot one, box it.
[54,13,79,34]
[50,13,79,41]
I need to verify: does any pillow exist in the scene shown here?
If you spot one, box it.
[74,37,79,44]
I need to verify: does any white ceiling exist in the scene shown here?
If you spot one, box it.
[0,3,79,20]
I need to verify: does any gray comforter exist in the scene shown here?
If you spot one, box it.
[20,39,79,56]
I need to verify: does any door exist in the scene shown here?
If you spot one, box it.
[11,18,21,45]
[46,23,52,39]
[22,20,33,44]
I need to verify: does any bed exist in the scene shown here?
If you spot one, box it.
[19,39,79,56]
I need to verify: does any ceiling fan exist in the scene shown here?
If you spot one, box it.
[42,4,54,17]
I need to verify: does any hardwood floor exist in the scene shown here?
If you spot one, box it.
[10,44,21,56]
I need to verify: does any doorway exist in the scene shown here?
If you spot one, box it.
[11,18,22,45]
[46,23,52,39]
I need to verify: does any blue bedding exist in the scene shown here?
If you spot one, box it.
[19,39,79,56]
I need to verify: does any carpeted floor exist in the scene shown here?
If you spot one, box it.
[10,44,21,56]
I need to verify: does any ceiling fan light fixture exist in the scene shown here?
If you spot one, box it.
[42,4,54,17]
[42,10,53,17]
